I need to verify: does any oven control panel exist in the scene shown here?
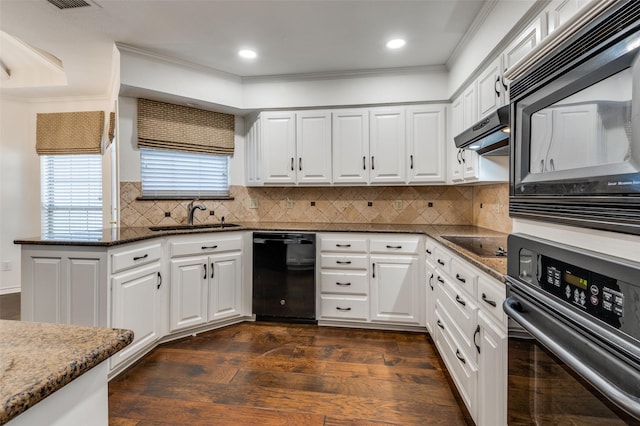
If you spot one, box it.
[540,256,625,327]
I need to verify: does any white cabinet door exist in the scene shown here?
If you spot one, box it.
[245,114,262,186]
[406,105,446,183]
[477,311,507,426]
[67,257,105,327]
[332,109,370,184]
[369,108,406,184]
[110,262,162,368]
[477,57,505,117]
[25,256,63,324]
[370,255,420,324]
[425,260,437,335]
[296,111,332,184]
[449,96,465,183]
[261,112,296,184]
[502,15,545,72]
[208,251,242,322]
[170,256,208,332]
[461,84,480,181]
[546,0,590,35]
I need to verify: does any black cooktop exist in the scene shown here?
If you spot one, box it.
[441,235,508,258]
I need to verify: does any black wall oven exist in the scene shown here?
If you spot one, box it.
[504,233,640,424]
[510,1,640,235]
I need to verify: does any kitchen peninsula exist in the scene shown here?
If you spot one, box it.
[0,320,132,425]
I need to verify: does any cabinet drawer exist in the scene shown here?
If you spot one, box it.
[111,243,162,274]
[320,254,368,270]
[369,236,421,254]
[437,278,478,358]
[320,271,368,295]
[433,246,451,275]
[434,309,477,417]
[477,275,506,324]
[319,235,368,253]
[319,296,369,321]
[450,256,478,297]
[170,235,242,257]
[425,237,438,262]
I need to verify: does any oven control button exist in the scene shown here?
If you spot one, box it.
[603,292,613,302]
[615,296,624,306]
[603,300,613,311]
[614,306,624,316]
[554,279,561,287]
[565,285,572,298]
[579,292,586,306]
[590,295,599,306]
[590,285,599,295]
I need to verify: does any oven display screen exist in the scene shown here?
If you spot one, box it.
[564,271,588,290]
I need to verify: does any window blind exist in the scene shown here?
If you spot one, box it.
[36,111,106,155]
[140,148,230,198]
[41,155,103,239]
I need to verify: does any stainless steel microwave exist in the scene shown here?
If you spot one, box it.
[510,1,640,235]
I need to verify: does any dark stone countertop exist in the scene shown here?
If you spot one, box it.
[14,222,507,281]
[0,320,133,424]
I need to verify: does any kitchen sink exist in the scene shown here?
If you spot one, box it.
[440,235,508,258]
[149,223,241,231]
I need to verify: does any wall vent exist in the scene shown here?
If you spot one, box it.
[46,0,91,10]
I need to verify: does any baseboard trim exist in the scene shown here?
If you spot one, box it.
[0,287,20,295]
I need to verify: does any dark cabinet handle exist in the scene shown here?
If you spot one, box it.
[456,273,466,283]
[371,156,375,170]
[455,295,466,306]
[157,272,162,289]
[457,150,462,164]
[201,245,218,250]
[291,157,294,171]
[211,262,214,279]
[203,264,207,280]
[133,253,148,261]
[495,75,501,97]
[336,260,352,265]
[336,282,351,286]
[336,307,352,311]
[299,157,302,171]
[437,320,445,329]
[336,244,351,248]
[474,324,481,354]
[437,276,444,284]
[461,149,466,164]
[437,259,445,266]
[386,245,402,249]
[372,263,376,278]
[410,155,414,169]
[426,249,432,255]
[363,156,366,170]
[429,273,434,291]
[455,349,466,364]
[482,293,497,307]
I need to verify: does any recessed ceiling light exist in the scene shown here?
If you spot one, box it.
[386,39,406,49]
[238,49,257,59]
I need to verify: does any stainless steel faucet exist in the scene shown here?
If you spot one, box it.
[187,199,206,225]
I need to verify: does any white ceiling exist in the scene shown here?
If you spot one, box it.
[0,0,488,99]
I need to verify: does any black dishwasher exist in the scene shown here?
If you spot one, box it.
[252,232,316,323]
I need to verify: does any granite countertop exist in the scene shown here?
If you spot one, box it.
[14,222,508,281]
[0,320,133,424]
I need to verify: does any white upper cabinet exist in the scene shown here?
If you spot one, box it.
[332,109,370,184]
[477,57,506,118]
[296,111,332,184]
[369,108,406,184]
[502,14,546,74]
[449,96,465,183]
[261,112,297,184]
[546,0,591,35]
[461,84,480,182]
[406,105,446,184]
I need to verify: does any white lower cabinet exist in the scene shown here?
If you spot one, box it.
[208,251,242,322]
[170,255,208,331]
[370,254,420,324]
[428,240,507,425]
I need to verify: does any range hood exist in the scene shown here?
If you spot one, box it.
[454,105,510,156]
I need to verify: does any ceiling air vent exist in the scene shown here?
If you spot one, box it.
[46,0,91,9]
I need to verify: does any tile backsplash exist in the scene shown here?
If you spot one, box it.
[120,182,512,233]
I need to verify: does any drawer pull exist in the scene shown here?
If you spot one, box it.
[133,253,148,261]
[201,245,218,250]
[455,349,466,364]
[386,245,402,249]
[455,295,466,306]
[437,319,445,329]
[336,282,351,286]
[437,276,445,284]
[456,273,466,283]
[429,273,434,291]
[437,259,445,266]
[426,249,432,255]
[482,293,497,307]
[336,244,351,248]
[336,260,352,265]
[336,307,352,312]
[157,272,162,290]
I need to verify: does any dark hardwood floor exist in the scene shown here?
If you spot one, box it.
[109,322,473,425]
[0,292,20,320]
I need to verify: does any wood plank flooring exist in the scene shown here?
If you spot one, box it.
[0,292,20,320]
[108,322,473,425]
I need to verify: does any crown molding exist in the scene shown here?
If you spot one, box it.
[445,0,499,68]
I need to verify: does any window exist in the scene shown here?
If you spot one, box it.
[41,155,103,239]
[140,148,230,198]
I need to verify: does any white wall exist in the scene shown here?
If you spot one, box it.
[0,97,39,294]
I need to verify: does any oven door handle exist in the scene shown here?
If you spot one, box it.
[504,296,640,419]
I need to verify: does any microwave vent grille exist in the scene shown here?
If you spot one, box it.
[511,1,640,99]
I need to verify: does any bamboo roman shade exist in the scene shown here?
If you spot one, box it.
[36,111,106,155]
[137,98,235,155]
